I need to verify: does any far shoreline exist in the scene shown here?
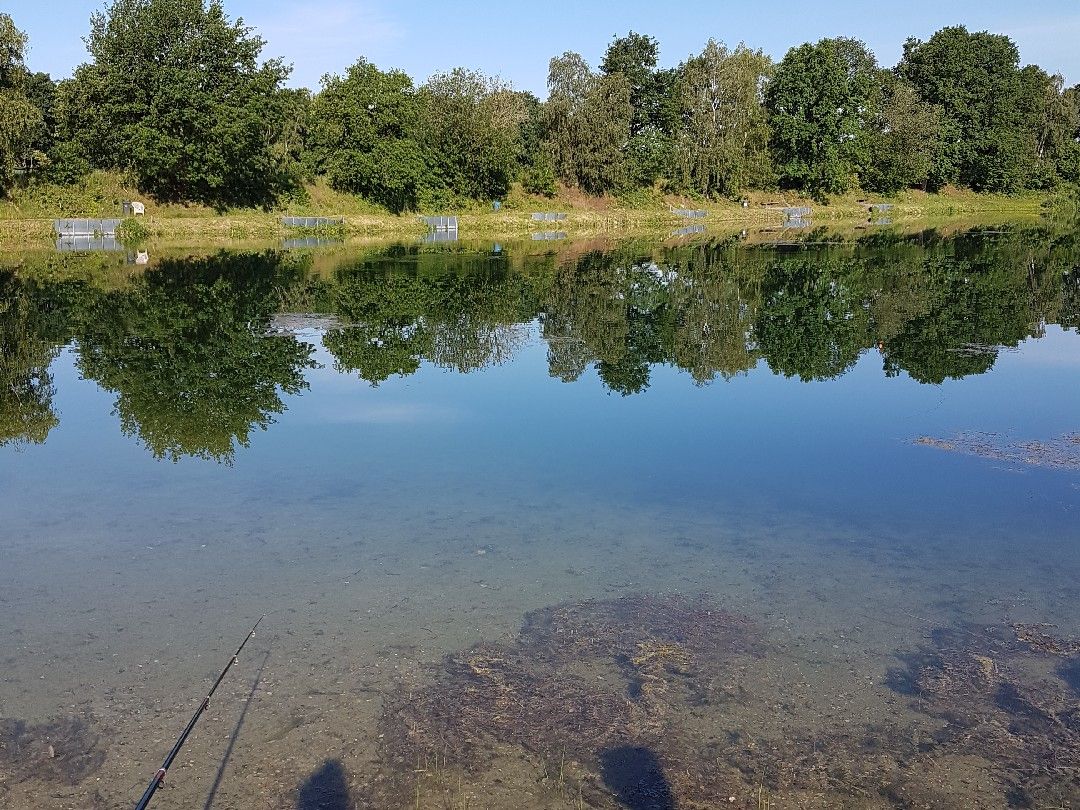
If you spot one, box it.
[0,179,1050,249]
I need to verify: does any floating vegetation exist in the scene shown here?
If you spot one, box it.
[914,431,1080,470]
[944,341,1016,357]
[374,594,763,808]
[0,714,106,787]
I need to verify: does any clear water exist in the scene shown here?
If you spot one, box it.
[1,228,1078,809]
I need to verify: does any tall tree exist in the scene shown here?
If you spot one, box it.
[862,77,943,193]
[417,68,529,201]
[898,26,1030,191]
[766,38,882,197]
[0,14,42,193]
[600,31,660,137]
[57,0,293,207]
[305,59,427,212]
[545,51,594,185]
[1016,67,1079,187]
[545,52,631,194]
[601,32,676,186]
[1060,84,1080,183]
[674,40,773,197]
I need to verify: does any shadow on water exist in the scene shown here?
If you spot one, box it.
[203,649,270,809]
[599,746,674,810]
[296,759,354,810]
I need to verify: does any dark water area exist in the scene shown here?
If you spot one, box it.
[1,226,1078,808]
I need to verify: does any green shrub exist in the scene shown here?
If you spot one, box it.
[521,159,557,197]
[116,217,150,244]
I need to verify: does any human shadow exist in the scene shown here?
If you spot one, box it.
[296,759,354,810]
[600,745,674,810]
[203,649,270,809]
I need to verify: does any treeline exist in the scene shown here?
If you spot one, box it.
[3,228,1078,456]
[2,0,1079,210]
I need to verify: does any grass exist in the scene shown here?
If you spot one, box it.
[0,171,1048,249]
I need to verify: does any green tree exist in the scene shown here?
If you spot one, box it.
[674,40,773,197]
[545,52,631,194]
[766,38,882,197]
[417,68,529,201]
[305,59,427,213]
[0,14,42,193]
[898,26,1034,191]
[600,31,660,137]
[600,32,677,186]
[546,51,594,187]
[1015,67,1080,188]
[521,151,558,196]
[1059,85,1080,183]
[863,77,943,193]
[57,0,293,207]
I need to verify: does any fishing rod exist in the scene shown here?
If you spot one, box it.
[134,617,264,810]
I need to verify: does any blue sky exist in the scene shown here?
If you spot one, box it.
[9,1,1080,94]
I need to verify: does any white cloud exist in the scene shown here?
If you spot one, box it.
[247,1,403,89]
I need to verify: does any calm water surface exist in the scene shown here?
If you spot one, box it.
[1,227,1079,809]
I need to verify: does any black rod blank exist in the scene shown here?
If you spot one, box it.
[134,617,263,810]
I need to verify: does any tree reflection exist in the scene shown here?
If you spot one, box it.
[0,271,60,447]
[665,246,761,383]
[879,231,1069,383]
[754,254,869,381]
[323,250,535,384]
[76,252,316,462]
[1,225,1077,461]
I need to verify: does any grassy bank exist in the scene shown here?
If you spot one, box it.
[0,171,1047,248]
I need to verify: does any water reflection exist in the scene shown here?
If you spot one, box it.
[0,272,61,447]
[1,226,1078,459]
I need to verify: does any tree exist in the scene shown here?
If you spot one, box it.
[863,77,943,193]
[545,52,631,194]
[545,51,594,185]
[1015,67,1079,188]
[417,68,529,201]
[1060,85,1080,183]
[306,59,427,213]
[674,40,773,197]
[899,26,1033,191]
[601,32,676,186]
[57,0,293,207]
[766,38,882,197]
[0,14,42,193]
[601,32,660,136]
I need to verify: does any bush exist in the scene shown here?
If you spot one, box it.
[116,217,150,244]
[43,142,92,186]
[1042,182,1080,223]
[521,158,557,197]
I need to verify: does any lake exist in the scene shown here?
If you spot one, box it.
[1,225,1079,809]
